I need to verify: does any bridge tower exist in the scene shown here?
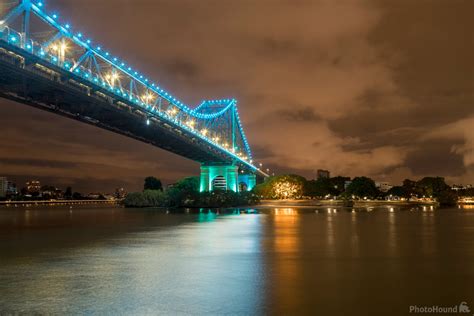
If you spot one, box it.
[200,165,256,192]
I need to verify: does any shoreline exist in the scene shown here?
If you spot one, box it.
[255,199,439,209]
[0,199,120,208]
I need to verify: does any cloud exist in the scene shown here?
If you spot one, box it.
[423,116,474,168]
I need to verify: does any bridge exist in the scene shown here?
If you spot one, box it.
[0,0,267,192]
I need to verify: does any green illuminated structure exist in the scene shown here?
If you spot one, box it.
[200,164,256,192]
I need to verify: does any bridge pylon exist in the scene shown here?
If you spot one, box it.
[200,164,256,192]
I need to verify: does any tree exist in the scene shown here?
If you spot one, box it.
[124,190,167,207]
[304,178,332,197]
[64,186,73,199]
[72,192,83,200]
[416,177,449,197]
[172,176,200,192]
[329,176,351,195]
[144,177,163,191]
[345,177,379,199]
[166,176,200,206]
[387,186,409,198]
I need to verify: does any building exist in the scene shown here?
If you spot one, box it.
[376,182,393,193]
[452,184,473,191]
[26,180,41,194]
[114,187,127,199]
[0,177,7,198]
[317,169,330,179]
[6,181,18,197]
[344,180,352,190]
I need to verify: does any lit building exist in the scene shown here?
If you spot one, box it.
[376,182,393,192]
[6,181,18,196]
[26,180,41,194]
[0,177,7,198]
[115,187,127,199]
[452,184,473,191]
[317,169,330,179]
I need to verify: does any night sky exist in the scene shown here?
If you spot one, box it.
[0,0,473,193]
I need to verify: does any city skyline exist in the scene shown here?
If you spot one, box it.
[0,0,472,192]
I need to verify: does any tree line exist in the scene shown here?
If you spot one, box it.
[253,175,460,205]
[124,176,259,208]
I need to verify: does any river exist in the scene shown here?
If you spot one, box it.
[1,205,474,315]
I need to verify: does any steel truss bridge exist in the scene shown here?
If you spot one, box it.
[0,0,267,191]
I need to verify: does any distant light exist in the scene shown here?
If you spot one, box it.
[37,2,43,7]
[77,33,82,38]
[146,119,151,126]
[10,36,17,42]
[97,46,101,50]
[52,14,58,19]
[65,24,70,29]
[86,39,91,44]
[26,44,31,49]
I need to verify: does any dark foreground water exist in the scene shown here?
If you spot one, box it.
[1,205,474,315]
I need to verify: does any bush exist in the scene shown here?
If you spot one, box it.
[124,190,167,207]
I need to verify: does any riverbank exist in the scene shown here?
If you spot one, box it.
[0,199,120,208]
[257,199,438,208]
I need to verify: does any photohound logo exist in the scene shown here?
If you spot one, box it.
[409,301,472,314]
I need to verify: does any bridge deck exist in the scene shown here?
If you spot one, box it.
[0,41,259,172]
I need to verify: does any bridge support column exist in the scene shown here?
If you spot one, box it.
[200,164,238,192]
[238,174,257,192]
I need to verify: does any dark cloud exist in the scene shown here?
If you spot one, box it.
[405,140,466,177]
[277,106,322,123]
[0,158,79,169]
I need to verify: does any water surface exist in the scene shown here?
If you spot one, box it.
[1,205,474,315]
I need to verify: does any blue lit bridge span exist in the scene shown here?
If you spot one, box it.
[0,0,267,191]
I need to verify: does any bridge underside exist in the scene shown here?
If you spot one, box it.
[0,43,255,170]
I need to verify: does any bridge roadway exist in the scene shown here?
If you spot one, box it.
[0,41,262,176]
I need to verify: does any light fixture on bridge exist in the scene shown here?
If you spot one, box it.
[142,93,154,102]
[201,129,208,136]
[105,72,119,85]
[168,108,178,116]
[187,120,195,128]
[146,119,150,126]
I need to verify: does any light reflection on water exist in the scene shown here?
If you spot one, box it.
[0,205,474,315]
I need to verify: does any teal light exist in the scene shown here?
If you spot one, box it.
[200,165,239,192]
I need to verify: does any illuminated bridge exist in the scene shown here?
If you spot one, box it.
[0,0,267,192]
